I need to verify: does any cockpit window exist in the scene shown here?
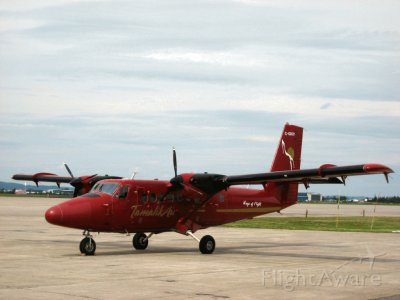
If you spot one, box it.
[118,185,129,199]
[91,183,119,195]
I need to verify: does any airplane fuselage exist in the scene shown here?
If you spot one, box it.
[45,177,293,234]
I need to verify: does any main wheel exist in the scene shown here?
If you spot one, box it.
[80,237,96,255]
[199,235,215,254]
[133,233,148,250]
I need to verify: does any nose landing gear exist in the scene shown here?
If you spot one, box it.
[80,231,96,255]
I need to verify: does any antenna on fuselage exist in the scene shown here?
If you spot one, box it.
[130,167,140,179]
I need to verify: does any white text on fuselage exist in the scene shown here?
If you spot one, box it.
[130,205,176,218]
[243,201,262,208]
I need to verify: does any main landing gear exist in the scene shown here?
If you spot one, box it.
[131,231,216,254]
[187,231,216,254]
[199,235,216,254]
[132,232,153,250]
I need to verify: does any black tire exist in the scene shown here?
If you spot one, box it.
[199,235,215,254]
[133,233,148,250]
[79,237,96,255]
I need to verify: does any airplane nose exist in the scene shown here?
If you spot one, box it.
[45,205,63,225]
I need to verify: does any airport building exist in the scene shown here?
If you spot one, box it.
[298,192,322,202]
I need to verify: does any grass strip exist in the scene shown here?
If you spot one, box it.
[224,216,400,233]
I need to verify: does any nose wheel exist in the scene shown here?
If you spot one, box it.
[80,236,96,255]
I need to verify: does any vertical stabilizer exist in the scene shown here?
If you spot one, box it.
[270,123,303,172]
[265,123,303,205]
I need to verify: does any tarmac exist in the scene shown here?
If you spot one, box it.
[0,197,399,300]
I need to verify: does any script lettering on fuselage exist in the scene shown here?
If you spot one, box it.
[130,205,176,219]
[242,200,262,208]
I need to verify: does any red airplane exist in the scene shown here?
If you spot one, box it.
[12,123,393,255]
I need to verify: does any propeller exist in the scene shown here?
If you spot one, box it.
[169,147,183,188]
[69,174,98,197]
[173,147,178,178]
[69,177,84,197]
[63,163,74,178]
[160,148,184,201]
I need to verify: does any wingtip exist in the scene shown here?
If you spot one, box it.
[363,164,394,174]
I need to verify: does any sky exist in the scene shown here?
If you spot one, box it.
[0,0,399,197]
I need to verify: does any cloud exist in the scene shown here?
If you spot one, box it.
[0,19,45,32]
[245,135,277,143]
[0,0,399,196]
[142,49,259,67]
[320,103,332,110]
[0,0,107,12]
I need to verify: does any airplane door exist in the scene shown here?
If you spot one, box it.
[101,197,113,227]
[111,184,135,230]
[214,190,230,223]
[197,190,229,225]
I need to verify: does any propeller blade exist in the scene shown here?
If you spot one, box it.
[173,147,178,178]
[160,148,184,202]
[63,163,74,178]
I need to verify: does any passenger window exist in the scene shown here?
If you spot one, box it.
[141,193,147,203]
[150,193,157,202]
[165,193,174,202]
[175,193,183,203]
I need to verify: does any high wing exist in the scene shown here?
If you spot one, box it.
[225,163,393,186]
[188,163,393,195]
[13,173,75,185]
[12,172,122,197]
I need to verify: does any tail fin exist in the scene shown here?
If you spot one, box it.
[265,123,303,205]
[270,123,303,172]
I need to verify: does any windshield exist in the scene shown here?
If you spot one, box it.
[91,183,119,195]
